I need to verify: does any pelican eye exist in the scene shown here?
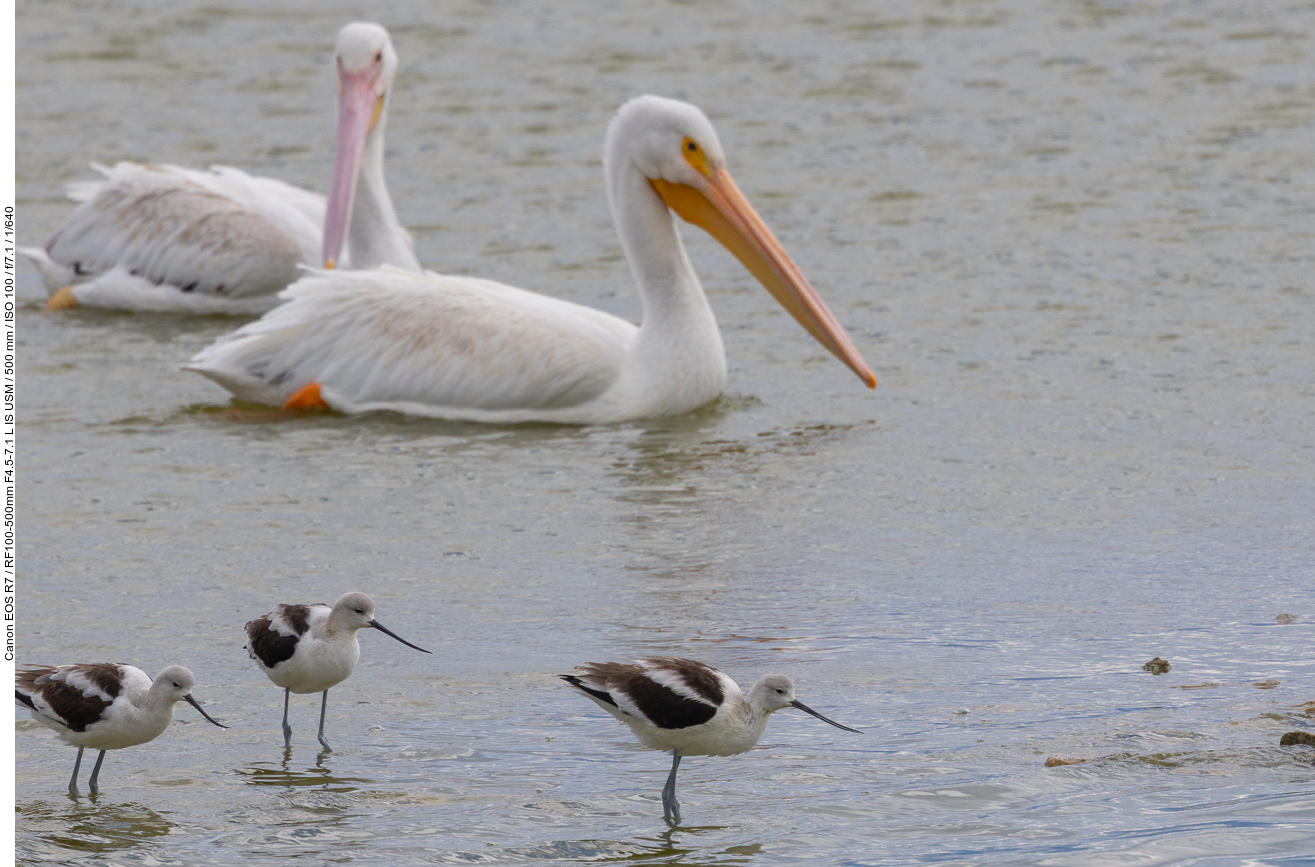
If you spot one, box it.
[375,51,383,62]
[680,137,713,177]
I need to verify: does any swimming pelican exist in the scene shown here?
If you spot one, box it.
[244,591,431,751]
[20,21,419,315]
[561,657,860,824]
[16,663,227,796]
[187,95,875,423]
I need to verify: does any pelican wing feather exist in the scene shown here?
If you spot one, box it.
[188,267,635,417]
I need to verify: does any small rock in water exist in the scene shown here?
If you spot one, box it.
[1180,682,1219,690]
[1279,731,1315,747]
[1253,679,1280,689]
[1142,657,1171,674]
[1045,756,1088,767]
[1275,613,1298,624]
[368,725,385,732]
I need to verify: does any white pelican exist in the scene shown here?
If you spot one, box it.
[20,21,419,314]
[188,95,876,422]
[16,663,227,796]
[561,657,860,824]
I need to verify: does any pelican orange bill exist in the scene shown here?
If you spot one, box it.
[651,169,876,389]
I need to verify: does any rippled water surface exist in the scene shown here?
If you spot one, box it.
[15,0,1315,863]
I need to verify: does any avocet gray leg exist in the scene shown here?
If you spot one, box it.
[68,746,84,796]
[662,749,682,825]
[316,690,332,752]
[87,750,107,796]
[281,688,293,747]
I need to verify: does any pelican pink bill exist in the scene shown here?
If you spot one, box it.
[561,656,860,824]
[319,22,418,272]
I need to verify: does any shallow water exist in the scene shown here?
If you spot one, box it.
[15,0,1315,863]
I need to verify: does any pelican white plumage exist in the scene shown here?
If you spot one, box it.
[20,21,419,315]
[187,95,876,423]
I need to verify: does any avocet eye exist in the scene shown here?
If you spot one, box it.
[375,51,383,62]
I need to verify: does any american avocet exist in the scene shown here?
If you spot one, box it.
[244,591,430,751]
[561,656,860,824]
[20,22,420,314]
[187,95,874,422]
[15,663,227,796]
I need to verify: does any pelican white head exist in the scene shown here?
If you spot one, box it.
[606,95,727,188]
[336,22,399,85]
[606,95,877,390]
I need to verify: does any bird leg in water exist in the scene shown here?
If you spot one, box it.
[281,688,293,748]
[68,746,84,796]
[87,750,107,796]
[662,749,682,825]
[317,690,333,752]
